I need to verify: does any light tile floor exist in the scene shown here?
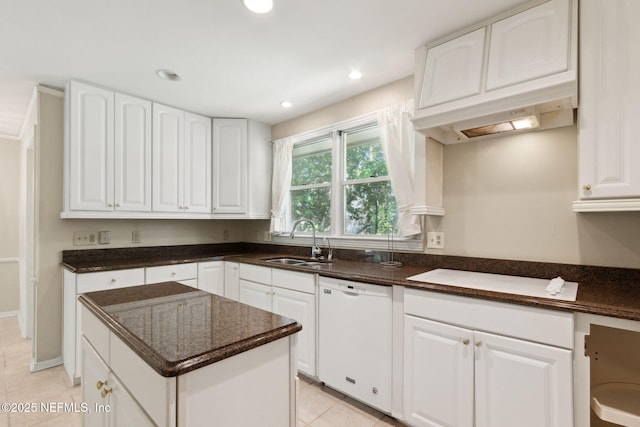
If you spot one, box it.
[1,316,406,426]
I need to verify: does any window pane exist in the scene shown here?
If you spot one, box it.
[345,126,388,180]
[290,187,331,232]
[292,137,332,186]
[344,181,397,236]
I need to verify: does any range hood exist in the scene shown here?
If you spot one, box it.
[418,99,575,145]
[411,0,578,145]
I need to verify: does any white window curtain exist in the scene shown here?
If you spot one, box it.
[377,100,421,237]
[270,137,294,233]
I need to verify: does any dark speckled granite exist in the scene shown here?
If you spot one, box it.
[79,282,301,377]
[63,243,247,272]
[64,243,640,322]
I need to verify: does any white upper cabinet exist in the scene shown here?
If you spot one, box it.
[153,103,183,213]
[66,81,115,212]
[65,82,152,216]
[574,0,640,212]
[63,80,269,219]
[413,0,577,143]
[183,112,212,213]
[212,119,271,218]
[418,28,485,109]
[486,0,570,90]
[212,118,247,214]
[114,93,152,212]
[152,104,212,214]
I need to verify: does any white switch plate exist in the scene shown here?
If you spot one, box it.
[132,230,141,244]
[98,231,111,244]
[427,232,445,249]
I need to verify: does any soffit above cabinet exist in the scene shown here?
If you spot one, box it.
[413,0,577,144]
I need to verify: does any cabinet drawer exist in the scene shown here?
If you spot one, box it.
[146,263,197,284]
[404,288,574,349]
[239,263,271,285]
[77,268,145,294]
[81,305,110,363]
[272,268,315,294]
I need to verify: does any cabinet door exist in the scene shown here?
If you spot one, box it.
[486,0,570,90]
[114,93,152,212]
[224,262,240,300]
[184,113,212,213]
[153,103,184,212]
[68,81,114,211]
[107,373,154,427]
[418,28,485,108]
[578,0,640,200]
[198,261,225,296]
[272,286,316,376]
[238,279,272,311]
[403,315,474,427]
[474,331,573,427]
[212,118,247,214]
[81,337,109,427]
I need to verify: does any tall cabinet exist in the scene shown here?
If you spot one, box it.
[574,0,640,211]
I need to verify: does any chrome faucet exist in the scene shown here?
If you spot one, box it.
[290,218,322,259]
[323,236,333,261]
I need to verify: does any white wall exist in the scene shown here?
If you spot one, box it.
[0,137,21,314]
[270,77,640,269]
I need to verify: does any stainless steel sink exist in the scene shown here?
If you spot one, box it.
[264,258,307,265]
[263,258,329,268]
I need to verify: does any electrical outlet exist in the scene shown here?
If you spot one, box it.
[223,229,229,241]
[73,231,98,246]
[263,231,272,242]
[98,231,111,244]
[132,230,141,244]
[427,232,445,249]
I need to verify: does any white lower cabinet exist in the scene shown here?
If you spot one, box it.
[403,316,474,427]
[272,286,316,376]
[224,261,240,300]
[403,289,573,427]
[238,263,317,376]
[197,261,224,295]
[82,337,154,426]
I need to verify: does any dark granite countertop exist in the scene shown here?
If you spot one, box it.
[64,243,640,322]
[231,253,640,322]
[78,282,302,377]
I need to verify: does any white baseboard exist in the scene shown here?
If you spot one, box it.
[31,356,63,372]
[0,310,19,318]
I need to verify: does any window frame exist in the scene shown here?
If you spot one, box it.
[272,112,423,252]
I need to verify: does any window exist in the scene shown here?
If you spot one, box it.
[342,125,397,236]
[288,122,398,238]
[290,136,332,233]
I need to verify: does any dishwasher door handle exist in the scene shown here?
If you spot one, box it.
[342,290,360,297]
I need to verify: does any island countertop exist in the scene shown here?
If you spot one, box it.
[78,281,302,377]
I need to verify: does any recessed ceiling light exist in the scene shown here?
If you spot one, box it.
[156,69,181,81]
[349,70,363,80]
[281,101,292,108]
[243,0,273,13]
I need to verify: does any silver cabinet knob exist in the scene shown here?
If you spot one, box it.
[582,184,592,191]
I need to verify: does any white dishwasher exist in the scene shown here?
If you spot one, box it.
[318,277,392,413]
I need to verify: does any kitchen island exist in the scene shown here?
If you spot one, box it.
[78,281,301,426]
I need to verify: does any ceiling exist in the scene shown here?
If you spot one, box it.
[0,0,527,139]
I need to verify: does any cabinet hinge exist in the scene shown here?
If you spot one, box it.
[584,334,590,358]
